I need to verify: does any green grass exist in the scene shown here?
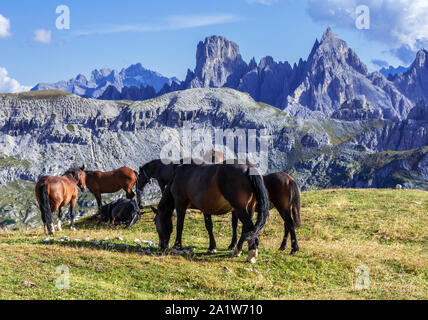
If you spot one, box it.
[0,90,72,100]
[0,189,426,300]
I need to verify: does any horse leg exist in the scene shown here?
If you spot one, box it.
[69,197,77,231]
[94,192,102,211]
[173,204,187,250]
[282,209,299,255]
[48,203,59,235]
[203,214,217,254]
[125,187,135,199]
[235,208,255,253]
[235,226,246,255]
[279,220,290,251]
[233,209,257,262]
[57,207,64,232]
[227,213,239,250]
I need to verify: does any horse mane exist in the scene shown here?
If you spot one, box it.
[63,167,81,180]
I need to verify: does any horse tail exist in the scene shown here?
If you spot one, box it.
[134,170,142,209]
[246,171,270,242]
[38,184,53,234]
[289,179,301,228]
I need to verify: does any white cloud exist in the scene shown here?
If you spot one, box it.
[0,13,12,38]
[168,14,242,29]
[307,0,428,63]
[75,14,242,36]
[0,67,31,93]
[32,29,52,44]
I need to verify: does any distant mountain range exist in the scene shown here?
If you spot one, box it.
[31,63,179,98]
[379,65,409,79]
[32,29,428,123]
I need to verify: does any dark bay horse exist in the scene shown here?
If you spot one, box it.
[138,156,301,255]
[85,166,141,210]
[138,150,225,193]
[35,166,86,235]
[227,172,301,255]
[150,161,270,263]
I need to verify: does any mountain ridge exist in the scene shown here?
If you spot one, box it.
[97,29,421,121]
[31,63,179,98]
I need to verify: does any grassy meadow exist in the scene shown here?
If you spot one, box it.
[0,189,426,300]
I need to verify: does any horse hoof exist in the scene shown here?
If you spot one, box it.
[246,249,258,263]
[279,246,286,251]
[207,249,217,254]
[232,248,242,257]
[70,227,77,231]
[247,257,257,264]
[290,248,299,256]
[227,244,236,251]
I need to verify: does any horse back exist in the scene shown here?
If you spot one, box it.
[35,175,77,206]
[263,172,294,210]
[171,163,253,215]
[86,166,136,193]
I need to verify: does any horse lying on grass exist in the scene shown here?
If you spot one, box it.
[138,159,301,255]
[150,160,270,263]
[35,166,86,235]
[98,198,142,228]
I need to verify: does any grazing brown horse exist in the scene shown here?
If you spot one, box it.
[35,166,87,235]
[85,167,141,210]
[229,172,301,255]
[149,160,270,263]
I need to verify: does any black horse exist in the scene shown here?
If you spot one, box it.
[98,198,142,228]
[149,160,270,263]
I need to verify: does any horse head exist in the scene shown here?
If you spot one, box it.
[64,165,87,191]
[138,165,153,191]
[151,205,171,249]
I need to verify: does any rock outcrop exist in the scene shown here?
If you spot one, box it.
[331,99,383,121]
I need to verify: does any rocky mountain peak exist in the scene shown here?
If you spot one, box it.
[248,57,257,70]
[309,28,367,75]
[191,35,248,88]
[413,49,427,69]
[321,27,337,42]
[393,49,428,104]
[91,68,113,82]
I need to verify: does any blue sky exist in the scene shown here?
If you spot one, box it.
[0,0,426,91]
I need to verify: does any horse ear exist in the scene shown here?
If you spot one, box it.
[150,206,159,214]
[81,164,85,171]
